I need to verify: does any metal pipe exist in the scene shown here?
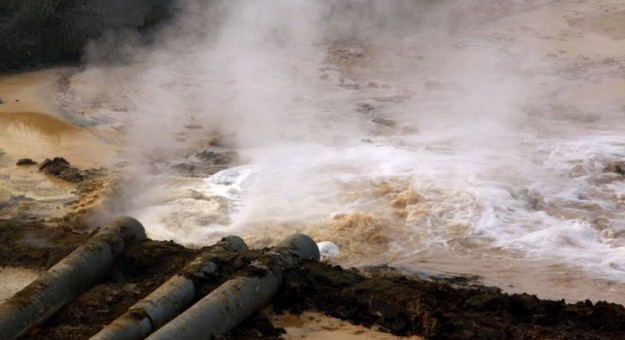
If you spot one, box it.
[90,236,248,340]
[147,234,320,340]
[0,216,146,340]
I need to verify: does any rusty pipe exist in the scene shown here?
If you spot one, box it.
[147,234,319,340]
[89,236,247,340]
[0,216,146,340]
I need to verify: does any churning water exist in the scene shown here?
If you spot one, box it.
[11,0,625,304]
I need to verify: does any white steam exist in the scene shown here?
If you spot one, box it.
[64,0,625,302]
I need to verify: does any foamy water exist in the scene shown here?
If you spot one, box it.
[48,0,625,303]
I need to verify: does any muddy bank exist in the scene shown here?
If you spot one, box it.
[2,219,625,339]
[0,0,175,73]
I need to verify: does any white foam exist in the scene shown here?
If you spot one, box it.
[317,241,340,261]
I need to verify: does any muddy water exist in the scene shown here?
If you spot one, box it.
[0,70,116,168]
[115,0,625,306]
[0,70,118,219]
[3,0,625,311]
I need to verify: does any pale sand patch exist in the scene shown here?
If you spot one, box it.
[273,312,422,340]
[0,267,40,304]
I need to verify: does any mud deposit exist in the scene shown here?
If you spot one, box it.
[0,220,623,339]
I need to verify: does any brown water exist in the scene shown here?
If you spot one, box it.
[119,0,625,306]
[0,71,116,168]
[0,70,118,219]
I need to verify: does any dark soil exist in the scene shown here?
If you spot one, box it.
[275,264,625,339]
[16,159,38,166]
[3,219,625,339]
[0,219,87,270]
[38,157,86,183]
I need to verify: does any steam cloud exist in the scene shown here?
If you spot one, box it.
[73,0,544,230]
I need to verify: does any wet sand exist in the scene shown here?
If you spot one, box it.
[0,267,39,304]
[274,312,422,340]
[0,70,116,169]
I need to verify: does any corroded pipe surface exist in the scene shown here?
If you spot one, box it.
[90,236,248,340]
[147,234,319,340]
[0,216,146,340]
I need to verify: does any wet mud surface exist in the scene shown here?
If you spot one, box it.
[2,219,625,339]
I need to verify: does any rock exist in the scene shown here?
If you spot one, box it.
[605,161,625,175]
[357,103,374,113]
[208,134,237,148]
[196,150,238,165]
[172,151,239,177]
[38,157,85,183]
[372,118,397,127]
[425,80,444,90]
[16,158,37,166]
[183,123,202,129]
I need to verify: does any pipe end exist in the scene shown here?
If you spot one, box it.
[103,216,147,243]
[278,234,320,262]
[220,236,248,252]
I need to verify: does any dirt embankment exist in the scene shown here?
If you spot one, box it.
[2,219,625,340]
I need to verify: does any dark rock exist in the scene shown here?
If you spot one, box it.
[357,103,374,113]
[372,118,397,127]
[196,150,238,165]
[16,158,37,166]
[208,134,237,148]
[171,151,239,177]
[425,80,444,90]
[605,161,625,175]
[183,123,202,129]
[38,157,85,182]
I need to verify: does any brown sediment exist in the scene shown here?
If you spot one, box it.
[273,311,422,339]
[274,263,625,339]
